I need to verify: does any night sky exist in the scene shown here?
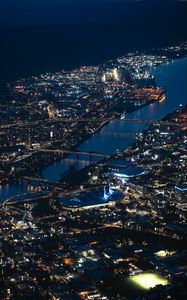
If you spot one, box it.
[0,0,186,83]
[0,0,186,26]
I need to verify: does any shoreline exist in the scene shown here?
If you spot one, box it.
[1,104,184,202]
[62,103,186,187]
[0,65,169,186]
[0,38,186,88]
[10,97,161,182]
[2,54,186,196]
[0,96,160,189]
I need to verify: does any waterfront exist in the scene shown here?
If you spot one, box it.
[0,56,187,202]
[41,57,187,176]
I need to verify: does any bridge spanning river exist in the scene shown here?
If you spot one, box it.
[0,56,187,202]
[37,149,110,159]
[0,117,183,130]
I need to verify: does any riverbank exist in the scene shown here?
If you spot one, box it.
[56,103,187,189]
[1,76,165,182]
[42,56,187,181]
[0,56,187,201]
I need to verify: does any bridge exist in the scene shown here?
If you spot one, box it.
[37,149,111,160]
[22,176,53,185]
[0,117,184,130]
[2,191,52,206]
[55,117,183,127]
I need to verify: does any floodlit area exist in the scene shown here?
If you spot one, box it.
[129,273,169,290]
[155,250,176,258]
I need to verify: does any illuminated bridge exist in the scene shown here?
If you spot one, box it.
[37,149,110,160]
[55,117,183,127]
[0,117,184,129]
[22,176,53,184]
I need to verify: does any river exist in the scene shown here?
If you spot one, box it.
[0,57,187,202]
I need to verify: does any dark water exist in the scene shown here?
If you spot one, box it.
[0,57,187,201]
[77,57,187,152]
[0,182,41,202]
[0,0,187,84]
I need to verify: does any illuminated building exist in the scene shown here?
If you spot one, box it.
[175,185,187,203]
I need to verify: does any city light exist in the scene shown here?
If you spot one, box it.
[129,273,169,290]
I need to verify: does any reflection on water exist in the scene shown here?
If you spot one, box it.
[40,157,92,182]
[0,182,41,202]
[78,57,187,154]
[0,57,187,201]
